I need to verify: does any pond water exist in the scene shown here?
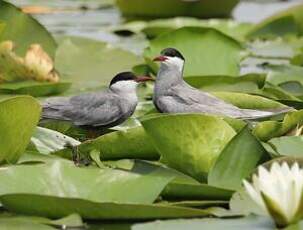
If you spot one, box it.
[6,0,303,55]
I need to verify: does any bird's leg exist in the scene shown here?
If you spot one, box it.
[71,144,81,166]
[64,142,87,166]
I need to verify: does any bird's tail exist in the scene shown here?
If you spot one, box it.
[239,107,294,120]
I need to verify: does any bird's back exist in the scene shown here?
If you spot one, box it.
[42,90,136,127]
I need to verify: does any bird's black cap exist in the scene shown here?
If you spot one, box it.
[161,48,185,61]
[110,72,136,86]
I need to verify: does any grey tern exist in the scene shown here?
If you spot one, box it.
[152,48,292,119]
[42,72,153,127]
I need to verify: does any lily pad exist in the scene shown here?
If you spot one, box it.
[0,194,210,220]
[267,136,303,157]
[162,182,233,201]
[0,96,41,163]
[55,36,142,92]
[185,74,266,94]
[253,110,303,141]
[0,0,56,57]
[113,18,252,40]
[144,27,243,77]
[213,92,287,110]
[208,126,268,190]
[116,0,240,19]
[132,215,275,230]
[0,213,83,229]
[0,160,214,219]
[0,81,71,97]
[30,127,80,155]
[55,127,159,160]
[247,4,303,38]
[264,64,303,96]
[0,160,175,204]
[141,114,236,181]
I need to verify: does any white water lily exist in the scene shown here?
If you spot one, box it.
[243,162,303,227]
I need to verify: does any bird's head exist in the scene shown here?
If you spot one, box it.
[153,48,185,71]
[109,72,153,92]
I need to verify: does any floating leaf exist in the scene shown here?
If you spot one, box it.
[132,215,275,230]
[0,41,59,82]
[0,194,211,220]
[116,0,240,19]
[267,136,303,157]
[248,38,303,59]
[185,74,265,94]
[162,181,233,201]
[144,27,243,77]
[55,36,142,92]
[263,64,303,96]
[0,0,56,57]
[0,160,175,204]
[247,4,303,38]
[213,92,286,110]
[30,127,80,155]
[208,126,268,190]
[0,160,212,219]
[55,127,159,161]
[0,80,71,97]
[0,22,5,35]
[253,110,303,141]
[0,96,41,163]
[141,114,236,181]
[113,18,252,40]
[0,213,83,229]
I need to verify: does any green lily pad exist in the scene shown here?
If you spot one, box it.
[144,27,243,77]
[0,22,5,35]
[0,0,56,57]
[0,160,175,204]
[30,127,80,155]
[141,114,236,181]
[247,4,303,38]
[0,213,83,229]
[55,36,142,92]
[267,136,303,157]
[208,126,268,190]
[113,18,252,40]
[116,0,239,19]
[0,160,215,219]
[264,64,303,96]
[0,81,71,97]
[162,182,233,201]
[253,110,303,141]
[249,38,303,59]
[213,92,287,110]
[132,215,275,230]
[55,126,159,160]
[185,74,301,102]
[185,74,266,94]
[0,96,41,163]
[0,194,210,220]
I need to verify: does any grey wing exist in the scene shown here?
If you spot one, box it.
[167,83,246,117]
[42,92,124,127]
[170,83,292,119]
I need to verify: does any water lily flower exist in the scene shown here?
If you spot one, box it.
[243,162,303,227]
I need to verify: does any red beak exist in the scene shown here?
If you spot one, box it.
[135,76,154,83]
[153,56,168,62]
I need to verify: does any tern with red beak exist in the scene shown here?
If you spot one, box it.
[42,72,153,127]
[153,48,292,119]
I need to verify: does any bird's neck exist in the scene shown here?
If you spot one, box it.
[155,63,184,93]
